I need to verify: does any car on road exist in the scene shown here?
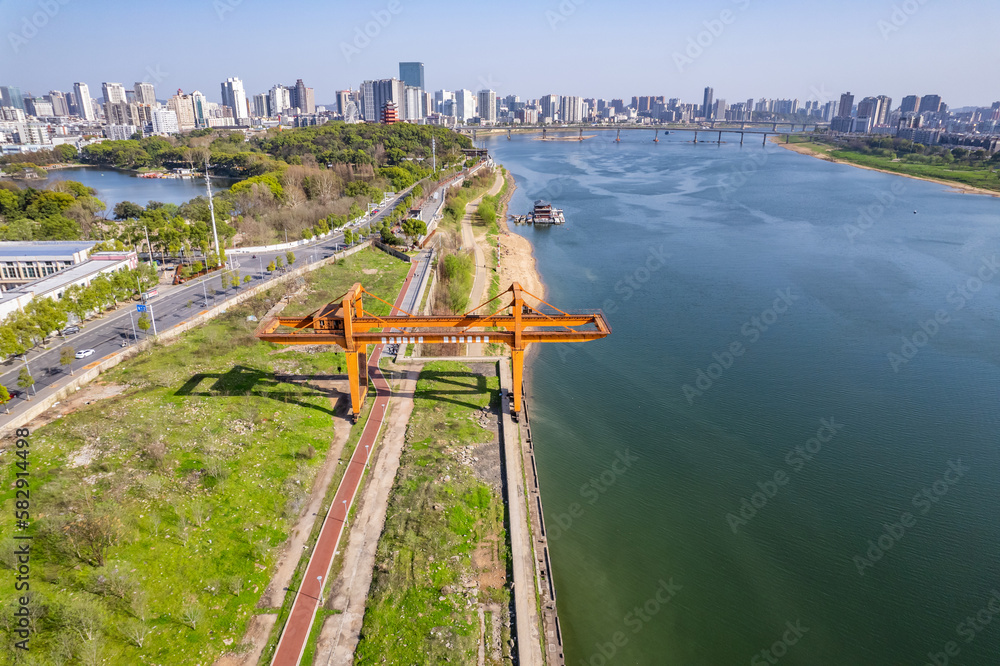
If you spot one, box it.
[7,388,22,399]
[62,326,80,335]
[74,349,95,359]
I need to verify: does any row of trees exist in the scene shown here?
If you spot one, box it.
[0,180,106,241]
[827,135,1000,166]
[0,264,157,358]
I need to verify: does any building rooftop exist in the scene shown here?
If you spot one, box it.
[6,251,136,300]
[0,241,96,260]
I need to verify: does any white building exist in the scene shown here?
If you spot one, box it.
[456,89,475,123]
[404,86,424,121]
[477,89,497,124]
[74,82,95,120]
[269,85,291,116]
[151,108,179,135]
[221,77,249,123]
[105,124,137,141]
[191,90,208,127]
[559,95,583,123]
[134,82,157,106]
[101,82,127,104]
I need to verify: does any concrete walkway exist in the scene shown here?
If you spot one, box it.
[499,360,544,666]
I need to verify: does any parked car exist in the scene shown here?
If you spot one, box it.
[7,388,22,399]
[62,326,80,335]
[74,349,95,359]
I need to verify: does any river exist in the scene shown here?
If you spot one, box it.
[41,166,234,210]
[487,131,1000,665]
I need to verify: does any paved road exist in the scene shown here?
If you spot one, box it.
[270,256,424,666]
[0,190,414,429]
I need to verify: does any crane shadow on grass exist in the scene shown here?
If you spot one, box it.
[175,365,346,417]
[412,370,495,411]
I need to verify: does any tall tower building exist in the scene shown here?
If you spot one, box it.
[478,89,498,123]
[134,82,157,106]
[0,86,25,112]
[47,91,69,116]
[838,92,855,117]
[190,90,208,127]
[220,77,249,122]
[360,79,406,123]
[398,62,425,90]
[102,82,127,104]
[875,95,892,125]
[168,92,196,131]
[336,90,351,116]
[456,89,476,123]
[540,94,560,122]
[703,87,714,119]
[919,94,942,114]
[900,95,920,114]
[73,83,94,120]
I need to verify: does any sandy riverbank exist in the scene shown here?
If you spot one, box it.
[495,172,546,300]
[772,137,1000,198]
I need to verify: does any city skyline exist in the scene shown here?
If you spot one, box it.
[2,0,998,107]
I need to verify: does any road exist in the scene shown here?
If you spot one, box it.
[270,255,424,666]
[0,190,413,429]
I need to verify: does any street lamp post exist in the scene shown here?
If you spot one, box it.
[22,355,35,396]
[128,310,138,342]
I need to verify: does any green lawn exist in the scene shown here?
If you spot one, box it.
[354,361,511,666]
[0,248,409,665]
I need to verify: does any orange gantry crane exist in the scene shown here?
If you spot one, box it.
[255,282,610,418]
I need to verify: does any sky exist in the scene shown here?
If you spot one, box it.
[1,0,997,109]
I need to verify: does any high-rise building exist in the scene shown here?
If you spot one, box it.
[713,98,727,119]
[875,95,892,125]
[838,92,855,117]
[102,82,127,104]
[559,95,582,123]
[190,90,208,127]
[404,85,424,121]
[73,83,94,120]
[540,94,560,122]
[252,93,269,118]
[47,91,69,116]
[919,94,942,114]
[703,87,714,119]
[151,108,179,134]
[360,79,406,123]
[168,92,196,131]
[289,79,315,114]
[455,89,476,123]
[336,90,351,116]
[1,86,25,112]
[399,62,425,90]
[435,90,455,115]
[478,89,498,123]
[269,85,291,116]
[220,77,249,122]
[134,82,157,106]
[900,95,920,114]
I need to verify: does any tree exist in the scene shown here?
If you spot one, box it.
[137,313,151,336]
[343,229,355,245]
[275,255,284,270]
[17,366,34,399]
[0,385,10,413]
[60,346,75,375]
[220,273,228,292]
[267,260,275,272]
[402,218,427,241]
[231,273,240,290]
[286,251,295,266]
[243,274,252,287]
[191,260,204,275]
[113,201,144,221]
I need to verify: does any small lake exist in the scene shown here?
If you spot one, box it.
[39,167,236,211]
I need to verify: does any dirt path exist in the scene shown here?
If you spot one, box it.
[463,170,506,356]
[313,367,420,664]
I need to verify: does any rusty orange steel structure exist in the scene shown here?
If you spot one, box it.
[256,282,610,417]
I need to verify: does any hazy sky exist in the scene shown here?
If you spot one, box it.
[2,0,997,108]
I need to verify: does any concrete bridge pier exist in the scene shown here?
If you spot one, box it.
[740,132,744,145]
[762,133,768,146]
[693,131,698,143]
[718,131,722,143]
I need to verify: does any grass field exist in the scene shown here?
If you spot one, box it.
[354,361,512,666]
[0,248,409,665]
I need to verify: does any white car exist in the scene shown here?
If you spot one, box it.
[75,349,95,359]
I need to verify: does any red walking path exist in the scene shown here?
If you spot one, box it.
[270,261,419,665]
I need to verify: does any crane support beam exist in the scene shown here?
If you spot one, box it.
[255,282,610,418]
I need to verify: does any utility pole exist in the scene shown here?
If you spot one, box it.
[128,310,137,342]
[143,224,153,264]
[205,160,221,270]
[432,135,436,172]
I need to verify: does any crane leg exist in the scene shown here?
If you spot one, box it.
[511,348,524,415]
[346,346,369,420]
